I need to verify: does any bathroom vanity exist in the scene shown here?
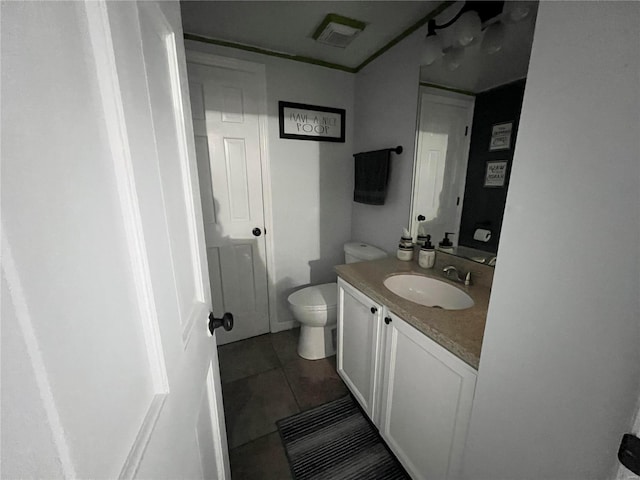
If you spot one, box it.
[335,255,491,480]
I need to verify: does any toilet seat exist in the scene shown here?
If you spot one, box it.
[287,282,337,311]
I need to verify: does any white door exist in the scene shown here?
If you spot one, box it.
[186,52,271,345]
[409,88,475,244]
[617,400,640,479]
[1,2,230,478]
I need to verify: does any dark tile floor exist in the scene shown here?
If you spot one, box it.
[218,328,349,480]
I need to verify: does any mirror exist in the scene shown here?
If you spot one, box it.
[409,2,538,265]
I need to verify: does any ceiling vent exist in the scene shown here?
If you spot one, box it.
[313,14,366,49]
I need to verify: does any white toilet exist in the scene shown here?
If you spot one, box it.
[287,242,387,360]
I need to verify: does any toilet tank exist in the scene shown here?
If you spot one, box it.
[344,242,387,264]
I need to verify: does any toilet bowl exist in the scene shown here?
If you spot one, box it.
[288,283,337,360]
[287,242,387,360]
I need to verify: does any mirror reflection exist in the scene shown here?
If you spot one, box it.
[409,1,538,265]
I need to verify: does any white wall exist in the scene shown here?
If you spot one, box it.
[185,40,355,329]
[351,7,459,253]
[351,29,422,252]
[461,2,640,478]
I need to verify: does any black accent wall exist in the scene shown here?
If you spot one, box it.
[459,79,526,253]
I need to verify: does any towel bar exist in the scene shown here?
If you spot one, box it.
[353,145,403,157]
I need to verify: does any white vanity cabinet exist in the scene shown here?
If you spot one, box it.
[336,278,384,419]
[337,279,477,480]
[379,310,477,480]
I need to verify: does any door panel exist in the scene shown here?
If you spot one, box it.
[197,361,229,480]
[195,136,217,228]
[223,138,252,220]
[380,312,476,480]
[187,57,270,345]
[197,391,218,480]
[127,2,228,477]
[1,274,67,479]
[336,279,383,419]
[384,325,460,479]
[1,1,230,478]
[410,90,474,244]
[137,1,208,340]
[2,2,157,476]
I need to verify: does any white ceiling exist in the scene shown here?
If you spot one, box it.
[180,1,537,92]
[180,1,443,69]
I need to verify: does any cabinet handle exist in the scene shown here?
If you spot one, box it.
[370,307,378,314]
[384,316,392,325]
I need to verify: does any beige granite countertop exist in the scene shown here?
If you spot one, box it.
[335,256,490,370]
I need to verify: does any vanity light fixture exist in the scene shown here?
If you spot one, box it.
[481,21,506,55]
[423,1,533,66]
[453,10,482,47]
[503,1,534,23]
[423,34,444,66]
[443,47,465,71]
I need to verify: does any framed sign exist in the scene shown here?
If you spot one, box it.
[484,160,508,188]
[279,101,345,142]
[489,122,513,151]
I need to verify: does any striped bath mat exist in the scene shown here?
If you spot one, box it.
[276,395,409,480]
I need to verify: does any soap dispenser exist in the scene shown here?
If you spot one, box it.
[418,235,435,269]
[438,232,455,252]
[400,227,413,248]
[416,226,429,247]
[397,227,414,261]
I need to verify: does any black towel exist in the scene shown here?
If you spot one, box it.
[353,149,391,205]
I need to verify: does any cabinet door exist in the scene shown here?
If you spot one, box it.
[379,311,477,480]
[336,278,383,419]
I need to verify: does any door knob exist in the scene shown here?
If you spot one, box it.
[370,307,378,314]
[417,214,426,221]
[209,312,234,335]
[384,316,392,325]
[252,227,262,237]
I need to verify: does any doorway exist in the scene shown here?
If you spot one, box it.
[409,87,475,246]
[186,52,276,345]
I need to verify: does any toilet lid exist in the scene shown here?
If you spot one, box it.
[288,283,337,310]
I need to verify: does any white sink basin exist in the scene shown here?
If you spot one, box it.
[383,274,474,310]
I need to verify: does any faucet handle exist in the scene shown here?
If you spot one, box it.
[464,271,472,286]
[443,265,456,277]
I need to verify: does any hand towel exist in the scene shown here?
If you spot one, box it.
[353,149,391,205]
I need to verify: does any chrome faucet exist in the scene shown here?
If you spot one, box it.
[443,266,472,286]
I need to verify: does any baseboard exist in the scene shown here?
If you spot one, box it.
[271,320,298,333]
